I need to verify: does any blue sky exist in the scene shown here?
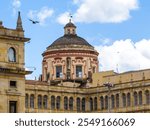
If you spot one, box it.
[1,0,150,79]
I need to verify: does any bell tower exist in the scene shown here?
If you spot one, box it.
[0,12,31,113]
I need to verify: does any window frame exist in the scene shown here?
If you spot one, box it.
[8,47,16,62]
[56,66,63,78]
[38,95,42,109]
[30,94,34,109]
[76,65,82,78]
[10,81,17,88]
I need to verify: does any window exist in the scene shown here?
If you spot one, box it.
[145,90,150,105]
[134,92,138,106]
[122,93,126,107]
[89,98,93,111]
[100,96,104,110]
[51,96,55,110]
[111,95,115,109]
[56,96,61,110]
[127,93,131,107]
[72,29,75,34]
[76,65,82,78]
[25,94,29,108]
[38,95,42,109]
[82,98,85,112]
[67,29,70,34]
[43,95,48,109]
[8,47,16,62]
[56,66,62,78]
[9,101,17,113]
[105,96,108,109]
[116,94,119,108]
[139,91,142,105]
[30,94,34,109]
[69,97,73,111]
[77,97,81,112]
[10,81,17,88]
[94,97,97,111]
[64,97,68,110]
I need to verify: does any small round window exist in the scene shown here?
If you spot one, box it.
[8,47,16,62]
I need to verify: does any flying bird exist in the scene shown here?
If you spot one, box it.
[29,19,39,24]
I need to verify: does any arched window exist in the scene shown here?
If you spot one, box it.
[8,47,16,62]
[145,90,150,105]
[51,96,55,110]
[43,95,48,109]
[100,96,104,110]
[127,93,131,107]
[30,94,34,109]
[89,97,93,111]
[64,97,68,110]
[69,97,73,111]
[139,91,142,105]
[134,92,138,106]
[111,95,115,109]
[38,95,42,109]
[77,97,81,112]
[82,98,86,112]
[25,94,29,108]
[56,96,61,110]
[122,93,126,107]
[94,97,97,111]
[116,94,119,108]
[105,96,108,109]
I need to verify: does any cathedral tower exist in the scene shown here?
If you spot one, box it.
[0,12,31,112]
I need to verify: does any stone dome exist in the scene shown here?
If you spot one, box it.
[42,21,99,82]
[47,34,94,50]
[47,21,94,50]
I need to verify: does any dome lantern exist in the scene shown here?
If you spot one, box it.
[64,20,76,35]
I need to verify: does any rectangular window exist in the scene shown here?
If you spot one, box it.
[76,65,82,78]
[9,101,17,113]
[10,81,17,88]
[56,66,62,78]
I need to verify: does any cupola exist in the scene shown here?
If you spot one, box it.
[64,19,76,35]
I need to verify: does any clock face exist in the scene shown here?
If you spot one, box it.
[8,47,16,62]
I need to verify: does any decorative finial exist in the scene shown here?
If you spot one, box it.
[69,13,73,23]
[16,11,23,31]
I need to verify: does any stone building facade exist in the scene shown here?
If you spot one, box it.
[0,12,31,113]
[0,12,150,113]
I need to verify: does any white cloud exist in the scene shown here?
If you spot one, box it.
[95,39,150,73]
[57,0,138,24]
[12,0,21,15]
[28,7,54,25]
[57,12,70,25]
[74,0,138,23]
